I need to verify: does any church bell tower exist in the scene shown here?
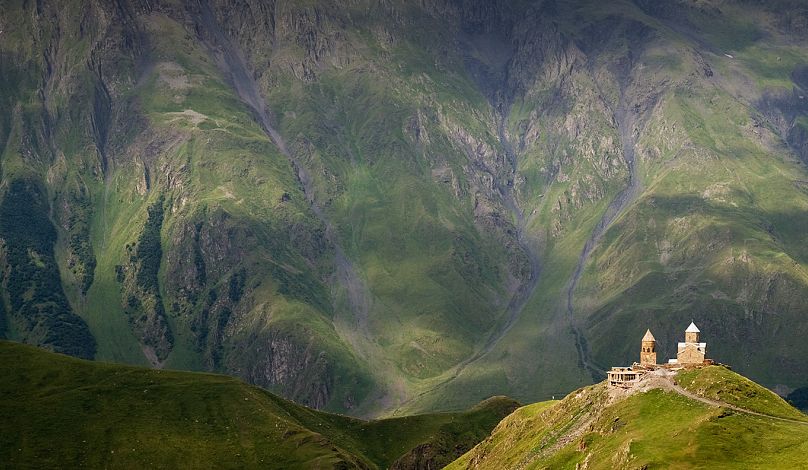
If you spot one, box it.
[685,322,700,344]
[640,329,657,366]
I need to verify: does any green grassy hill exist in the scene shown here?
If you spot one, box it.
[448,365,808,469]
[0,341,517,469]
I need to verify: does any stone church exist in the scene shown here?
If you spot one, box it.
[670,322,706,365]
[608,322,711,387]
[639,321,708,366]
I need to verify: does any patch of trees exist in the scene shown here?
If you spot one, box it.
[0,179,96,359]
[191,287,230,369]
[228,268,246,303]
[192,290,216,348]
[0,296,6,337]
[207,306,232,367]
[122,195,173,359]
[135,196,165,294]
[788,387,808,411]
[115,264,125,283]
[66,193,96,294]
[451,233,497,287]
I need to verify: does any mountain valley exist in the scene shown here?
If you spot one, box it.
[0,0,807,419]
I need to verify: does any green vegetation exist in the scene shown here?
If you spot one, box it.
[350,396,520,469]
[134,197,166,296]
[449,367,808,469]
[0,295,6,337]
[192,222,207,286]
[120,195,174,361]
[66,189,97,294]
[788,387,808,412]
[1,0,807,418]
[677,366,808,421]
[0,180,95,359]
[0,341,516,469]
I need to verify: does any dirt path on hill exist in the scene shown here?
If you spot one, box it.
[638,374,808,425]
[667,381,808,425]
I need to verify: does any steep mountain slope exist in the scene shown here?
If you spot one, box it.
[0,0,524,415]
[393,0,808,413]
[0,341,518,469]
[0,0,807,416]
[448,365,808,469]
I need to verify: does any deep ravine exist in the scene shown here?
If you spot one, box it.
[392,108,543,413]
[451,110,543,363]
[482,114,542,354]
[565,85,642,382]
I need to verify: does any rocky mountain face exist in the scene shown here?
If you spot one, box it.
[1,0,807,415]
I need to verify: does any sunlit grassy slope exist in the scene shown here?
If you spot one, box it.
[449,366,808,469]
[0,341,517,469]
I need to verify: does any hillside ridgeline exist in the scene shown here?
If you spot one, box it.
[448,365,808,469]
[0,341,517,469]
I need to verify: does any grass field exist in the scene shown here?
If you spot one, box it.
[449,366,808,469]
[0,341,517,469]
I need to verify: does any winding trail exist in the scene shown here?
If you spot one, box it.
[637,374,808,426]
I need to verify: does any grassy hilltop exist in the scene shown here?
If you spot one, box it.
[448,365,808,469]
[0,341,517,469]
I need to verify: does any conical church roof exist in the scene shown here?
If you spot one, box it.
[685,322,700,333]
[642,329,655,342]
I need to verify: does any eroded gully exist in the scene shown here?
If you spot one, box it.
[453,114,543,365]
[393,109,543,413]
[197,5,547,411]
[194,2,373,346]
[566,88,642,382]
